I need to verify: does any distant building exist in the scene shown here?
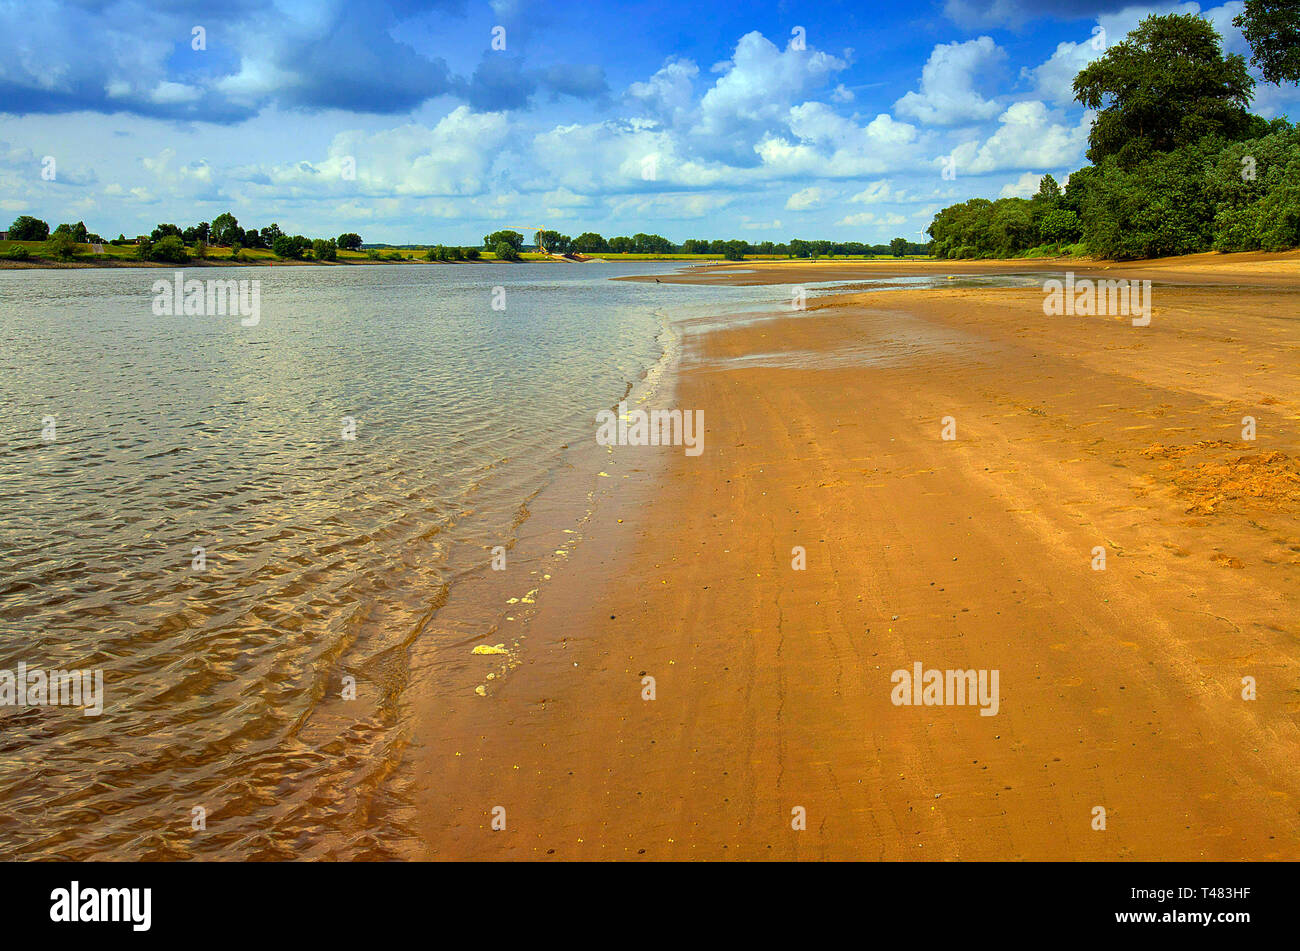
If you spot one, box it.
[0,231,8,241]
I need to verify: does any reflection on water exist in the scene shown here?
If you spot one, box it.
[0,262,780,859]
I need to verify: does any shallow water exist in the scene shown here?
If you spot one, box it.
[0,262,784,859]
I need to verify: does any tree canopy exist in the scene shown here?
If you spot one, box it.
[1234,0,1300,85]
[1072,14,1254,165]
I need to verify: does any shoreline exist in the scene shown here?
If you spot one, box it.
[412,261,1300,859]
[6,248,1300,273]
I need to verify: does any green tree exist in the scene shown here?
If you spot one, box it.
[484,230,524,251]
[1234,0,1300,86]
[572,232,608,253]
[1038,208,1081,244]
[1073,14,1254,166]
[148,235,189,263]
[45,232,79,260]
[273,234,304,259]
[54,221,90,242]
[9,215,50,240]
[889,237,908,256]
[535,230,571,253]
[493,241,521,261]
[210,212,241,246]
[720,240,747,261]
[337,232,363,251]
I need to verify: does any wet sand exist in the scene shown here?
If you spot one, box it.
[414,256,1300,860]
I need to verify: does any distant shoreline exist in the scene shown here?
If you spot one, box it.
[6,248,1298,272]
[0,251,929,270]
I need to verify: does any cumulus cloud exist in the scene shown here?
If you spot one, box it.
[850,180,903,204]
[241,107,511,198]
[755,103,921,177]
[894,36,1006,126]
[938,100,1089,174]
[785,186,829,210]
[0,0,606,121]
[998,171,1042,197]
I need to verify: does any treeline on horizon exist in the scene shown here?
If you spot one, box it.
[2,210,363,264]
[4,209,933,264]
[928,8,1300,261]
[481,229,931,260]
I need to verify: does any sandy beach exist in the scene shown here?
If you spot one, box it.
[414,253,1300,860]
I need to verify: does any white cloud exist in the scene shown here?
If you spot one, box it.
[785,186,828,210]
[938,100,1089,174]
[850,180,900,204]
[837,210,907,227]
[998,171,1041,198]
[895,36,1006,125]
[756,104,921,177]
[300,107,509,197]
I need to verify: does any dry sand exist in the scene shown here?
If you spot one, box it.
[414,254,1300,860]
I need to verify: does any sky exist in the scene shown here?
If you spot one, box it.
[1,0,1296,245]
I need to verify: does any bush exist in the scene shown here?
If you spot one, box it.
[494,240,521,262]
[148,235,189,263]
[45,232,79,261]
[1,245,31,261]
[463,247,480,260]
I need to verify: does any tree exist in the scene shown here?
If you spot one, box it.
[1073,14,1255,166]
[148,235,189,263]
[9,215,50,240]
[572,232,608,253]
[484,230,523,251]
[150,223,182,242]
[273,234,305,259]
[1234,0,1300,86]
[210,212,241,246]
[1034,174,1063,205]
[608,236,633,253]
[535,230,571,253]
[312,238,338,261]
[337,232,363,251]
[889,237,908,257]
[721,240,747,261]
[45,232,78,260]
[494,240,521,262]
[1038,208,1081,244]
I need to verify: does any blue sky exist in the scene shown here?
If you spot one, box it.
[1,0,1295,244]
